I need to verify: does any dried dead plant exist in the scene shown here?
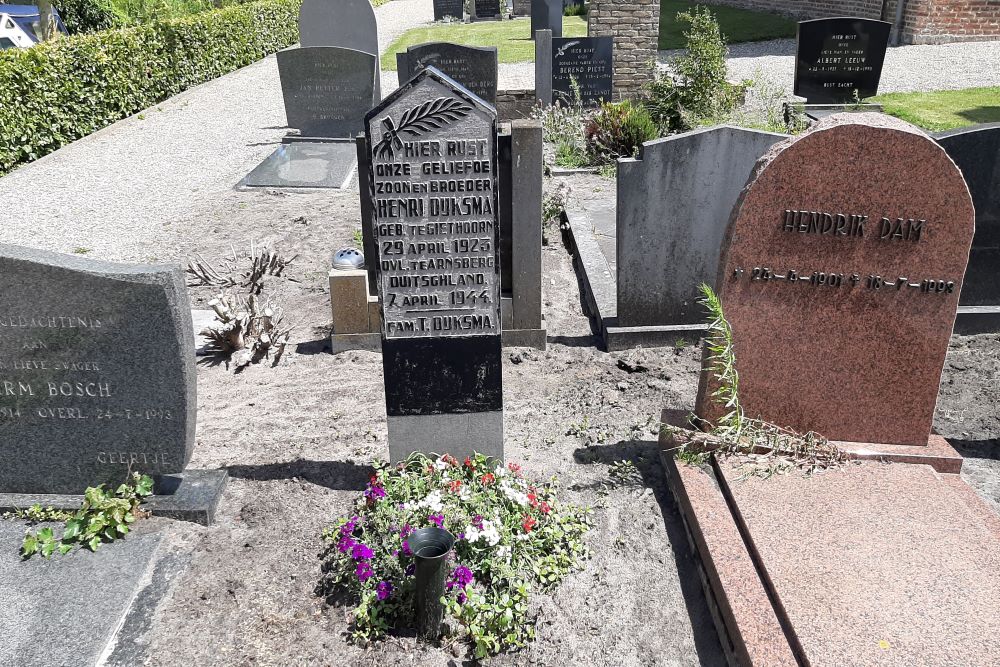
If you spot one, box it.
[201,293,292,371]
[186,241,298,294]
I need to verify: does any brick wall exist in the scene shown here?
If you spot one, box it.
[587,0,661,99]
[698,0,998,43]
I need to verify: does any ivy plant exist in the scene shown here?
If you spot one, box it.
[20,473,154,559]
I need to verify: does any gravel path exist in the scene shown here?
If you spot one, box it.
[661,38,1000,95]
[0,0,434,261]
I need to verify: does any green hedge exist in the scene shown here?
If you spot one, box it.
[55,0,124,33]
[0,0,300,175]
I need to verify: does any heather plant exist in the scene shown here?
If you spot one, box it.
[318,452,591,658]
[533,78,591,168]
[585,100,658,162]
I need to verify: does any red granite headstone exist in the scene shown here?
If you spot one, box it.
[695,114,975,447]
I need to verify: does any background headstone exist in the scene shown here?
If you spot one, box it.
[0,245,196,494]
[432,0,464,20]
[277,47,377,138]
[298,0,378,52]
[535,31,613,106]
[396,43,498,107]
[696,114,974,447]
[364,67,503,461]
[473,0,499,19]
[617,126,786,327]
[794,18,891,103]
[935,123,1000,308]
[531,0,562,39]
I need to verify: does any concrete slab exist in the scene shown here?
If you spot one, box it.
[238,141,358,190]
[0,522,161,667]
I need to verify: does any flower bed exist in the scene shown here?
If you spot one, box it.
[319,453,591,658]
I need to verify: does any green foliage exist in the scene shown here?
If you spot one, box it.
[0,0,300,175]
[352,228,364,248]
[3,505,73,522]
[563,2,585,17]
[54,0,124,33]
[20,473,154,559]
[584,100,657,162]
[646,6,740,134]
[533,81,591,168]
[658,0,795,50]
[699,283,743,438]
[317,453,591,658]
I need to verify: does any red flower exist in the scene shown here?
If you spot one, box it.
[448,480,462,493]
[442,454,458,467]
[507,462,522,474]
[464,457,475,470]
[539,502,551,515]
[527,492,538,508]
[481,473,495,485]
[522,515,537,533]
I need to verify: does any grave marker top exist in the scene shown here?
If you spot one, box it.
[299,0,378,53]
[0,245,196,494]
[793,17,891,103]
[695,114,974,446]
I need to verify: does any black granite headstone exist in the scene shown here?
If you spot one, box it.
[531,0,562,39]
[936,124,1000,308]
[793,17,891,103]
[474,0,499,19]
[396,43,498,107]
[364,67,503,461]
[277,47,377,138]
[433,0,463,20]
[536,34,613,106]
[0,245,195,494]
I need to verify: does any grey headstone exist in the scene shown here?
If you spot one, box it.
[298,0,377,52]
[0,244,195,495]
[616,126,787,327]
[277,47,377,139]
[365,67,503,460]
[433,0,464,20]
[531,0,562,39]
[936,123,1000,307]
[396,43,498,107]
[241,140,358,189]
[0,522,162,667]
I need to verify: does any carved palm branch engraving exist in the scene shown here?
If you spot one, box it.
[373,97,474,160]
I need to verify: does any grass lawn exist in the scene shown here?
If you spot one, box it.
[659,0,795,50]
[382,16,587,70]
[873,87,1000,131]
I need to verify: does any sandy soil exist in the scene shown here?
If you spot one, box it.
[87,163,996,667]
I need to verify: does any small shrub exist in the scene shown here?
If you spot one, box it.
[318,453,591,658]
[584,100,657,162]
[55,0,123,33]
[563,2,585,17]
[533,79,592,168]
[646,6,741,134]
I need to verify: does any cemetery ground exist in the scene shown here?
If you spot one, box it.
[873,86,1000,131]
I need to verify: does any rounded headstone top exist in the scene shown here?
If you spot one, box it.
[298,0,378,53]
[332,246,365,270]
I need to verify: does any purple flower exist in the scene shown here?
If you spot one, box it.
[337,536,356,554]
[447,565,474,590]
[400,524,413,538]
[405,563,415,576]
[356,560,374,582]
[402,540,412,556]
[457,591,467,604]
[472,515,484,530]
[364,484,386,501]
[376,581,393,601]
[457,533,465,540]
[352,543,374,561]
[340,517,359,537]
[429,513,444,528]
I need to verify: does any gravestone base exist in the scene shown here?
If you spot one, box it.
[0,469,228,526]
[954,306,1000,334]
[563,197,706,351]
[331,322,547,353]
[659,443,1000,666]
[239,140,358,190]
[387,411,504,462]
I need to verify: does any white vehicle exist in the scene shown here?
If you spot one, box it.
[0,4,67,49]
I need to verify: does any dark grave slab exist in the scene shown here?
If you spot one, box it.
[935,124,1000,321]
[793,17,891,103]
[364,67,503,461]
[531,0,562,39]
[0,521,162,667]
[695,114,975,447]
[240,140,358,189]
[277,47,376,139]
[535,31,613,106]
[617,126,786,327]
[473,0,500,19]
[397,42,498,107]
[433,0,464,20]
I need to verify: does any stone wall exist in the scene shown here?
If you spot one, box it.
[700,0,999,43]
[587,0,661,99]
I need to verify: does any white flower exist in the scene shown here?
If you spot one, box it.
[496,545,512,563]
[494,464,507,478]
[408,490,443,513]
[433,458,449,471]
[465,519,501,547]
[500,480,529,506]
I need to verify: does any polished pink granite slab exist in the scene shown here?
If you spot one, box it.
[717,460,1000,666]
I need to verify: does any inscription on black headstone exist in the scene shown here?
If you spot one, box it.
[277,47,377,138]
[474,0,499,18]
[433,0,464,20]
[793,17,891,104]
[397,43,498,107]
[550,36,613,106]
[364,67,503,461]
